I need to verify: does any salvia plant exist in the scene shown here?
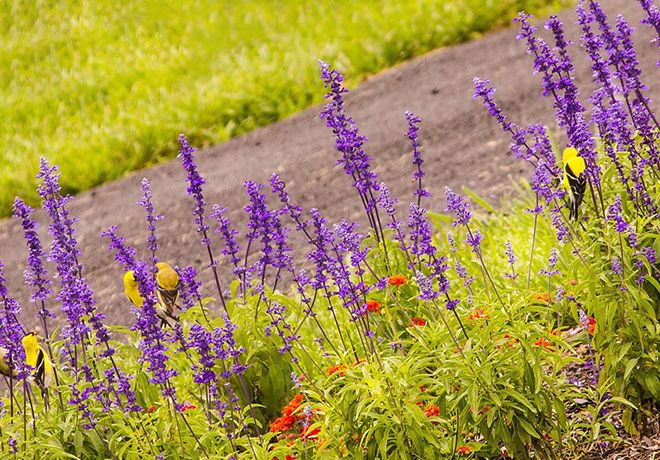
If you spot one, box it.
[0,1,658,458]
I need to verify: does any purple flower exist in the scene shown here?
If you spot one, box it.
[176,265,202,311]
[270,173,307,231]
[444,187,471,227]
[12,198,53,309]
[178,134,209,241]
[266,301,300,356]
[639,0,660,52]
[405,111,430,201]
[138,178,163,265]
[416,271,439,301]
[611,256,623,275]
[539,248,560,277]
[606,195,629,233]
[0,262,28,380]
[319,61,379,197]
[101,226,137,271]
[211,205,242,273]
[505,240,516,265]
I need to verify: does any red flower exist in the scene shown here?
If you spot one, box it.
[387,275,407,286]
[466,308,490,321]
[587,317,596,335]
[366,300,381,314]
[456,445,473,455]
[270,414,295,433]
[423,403,439,417]
[282,393,304,416]
[409,317,426,327]
[147,405,156,414]
[533,337,554,351]
[327,364,346,377]
[420,385,427,392]
[180,401,197,412]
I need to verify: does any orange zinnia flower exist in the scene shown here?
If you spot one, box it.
[587,317,596,335]
[366,300,381,314]
[270,414,295,433]
[531,292,550,303]
[388,275,407,286]
[327,364,346,377]
[534,337,554,351]
[456,445,473,455]
[423,403,439,417]
[283,393,304,416]
[409,317,426,327]
[466,308,490,321]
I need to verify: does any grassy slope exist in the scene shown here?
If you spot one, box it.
[0,0,568,215]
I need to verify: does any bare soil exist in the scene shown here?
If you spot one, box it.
[0,0,657,333]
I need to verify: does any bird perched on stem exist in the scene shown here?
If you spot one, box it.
[124,262,180,327]
[563,147,587,220]
[22,332,53,405]
[0,347,16,378]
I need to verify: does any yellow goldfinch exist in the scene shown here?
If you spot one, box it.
[155,262,180,322]
[563,147,587,220]
[0,347,16,378]
[22,332,53,401]
[123,263,180,326]
[123,270,144,308]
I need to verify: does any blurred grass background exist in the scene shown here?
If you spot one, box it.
[0,0,569,216]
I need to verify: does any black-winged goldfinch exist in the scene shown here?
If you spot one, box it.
[123,262,180,326]
[22,332,53,397]
[155,262,180,321]
[563,147,587,220]
[0,346,16,378]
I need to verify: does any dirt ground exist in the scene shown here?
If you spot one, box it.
[0,0,657,331]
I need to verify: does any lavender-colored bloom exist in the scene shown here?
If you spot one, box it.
[606,195,629,233]
[473,78,515,135]
[319,61,379,199]
[555,285,565,302]
[539,247,560,277]
[639,0,660,50]
[178,134,210,242]
[465,229,482,250]
[416,271,439,301]
[516,13,600,183]
[265,301,300,356]
[405,111,430,200]
[504,240,519,281]
[445,299,460,311]
[0,262,28,380]
[131,260,179,400]
[176,265,202,311]
[101,226,137,271]
[7,437,17,455]
[505,240,516,265]
[211,205,242,273]
[444,187,471,227]
[611,256,623,275]
[12,198,53,308]
[641,246,657,264]
[138,178,163,265]
[270,173,307,231]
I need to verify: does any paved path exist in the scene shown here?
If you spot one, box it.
[1,0,657,328]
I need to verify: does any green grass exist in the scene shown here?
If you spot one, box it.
[1,0,568,216]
